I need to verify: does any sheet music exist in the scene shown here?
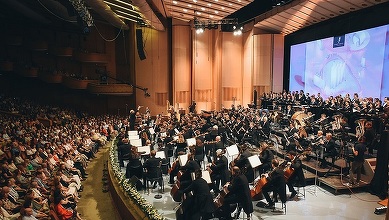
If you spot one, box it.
[178,154,188,166]
[186,138,196,146]
[173,136,179,141]
[191,170,212,184]
[226,144,239,157]
[128,135,140,140]
[248,155,262,168]
[160,132,167,138]
[155,151,165,159]
[174,128,180,134]
[137,146,150,155]
[130,139,142,147]
[128,131,138,136]
[149,128,155,135]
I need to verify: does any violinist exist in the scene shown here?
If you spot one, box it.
[256,159,285,209]
[125,146,143,180]
[285,151,305,199]
[208,149,229,191]
[175,134,187,158]
[193,138,205,167]
[218,166,253,220]
[257,142,274,175]
[181,169,215,220]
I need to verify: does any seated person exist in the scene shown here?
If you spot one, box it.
[143,150,162,189]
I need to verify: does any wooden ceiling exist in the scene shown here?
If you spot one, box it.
[253,0,389,35]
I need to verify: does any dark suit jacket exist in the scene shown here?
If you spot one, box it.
[227,174,253,214]
[182,178,215,216]
[211,155,230,185]
[143,157,162,179]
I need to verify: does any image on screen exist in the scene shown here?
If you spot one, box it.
[289,24,389,100]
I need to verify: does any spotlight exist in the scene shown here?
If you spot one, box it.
[233,26,243,36]
[196,27,204,34]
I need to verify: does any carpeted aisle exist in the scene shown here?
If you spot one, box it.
[77,144,121,220]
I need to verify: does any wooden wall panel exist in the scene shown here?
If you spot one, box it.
[272,34,284,93]
[173,25,191,109]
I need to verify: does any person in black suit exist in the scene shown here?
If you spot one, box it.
[286,151,305,199]
[320,133,337,168]
[117,139,131,167]
[208,149,230,191]
[219,166,253,220]
[143,150,162,189]
[258,142,274,175]
[181,169,215,220]
[179,153,201,190]
[257,159,286,208]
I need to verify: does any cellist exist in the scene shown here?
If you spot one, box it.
[256,158,285,209]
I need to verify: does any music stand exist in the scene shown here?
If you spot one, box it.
[130,139,142,147]
[186,138,196,147]
[128,135,140,140]
[248,155,262,181]
[137,146,150,156]
[156,151,165,159]
[128,131,138,136]
[178,154,188,166]
[191,170,212,184]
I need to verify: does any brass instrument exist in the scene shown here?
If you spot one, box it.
[355,118,367,139]
[331,115,342,130]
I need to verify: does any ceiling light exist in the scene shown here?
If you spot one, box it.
[117,15,138,23]
[104,1,139,13]
[196,28,204,34]
[193,0,197,2]
[183,9,188,12]
[209,15,214,18]
[173,0,177,4]
[188,4,192,7]
[112,0,135,9]
[221,7,225,9]
[197,11,201,15]
[215,10,218,14]
[207,3,211,6]
[201,7,205,11]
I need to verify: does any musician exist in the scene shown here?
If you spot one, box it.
[125,146,143,180]
[179,153,201,190]
[193,138,205,167]
[256,159,286,208]
[320,133,337,168]
[143,150,162,189]
[181,169,215,220]
[284,122,298,152]
[285,151,305,199]
[284,105,294,118]
[208,149,229,190]
[214,136,225,152]
[117,139,131,167]
[257,142,274,174]
[364,121,376,155]
[189,100,197,114]
[175,134,187,158]
[218,166,253,220]
[348,136,367,185]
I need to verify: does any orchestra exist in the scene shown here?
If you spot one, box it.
[118,91,385,218]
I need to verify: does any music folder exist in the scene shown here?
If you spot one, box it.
[155,151,165,159]
[191,170,212,184]
[130,139,142,147]
[149,128,155,135]
[137,146,150,155]
[226,144,239,157]
[248,155,262,169]
[186,138,196,146]
[178,154,188,166]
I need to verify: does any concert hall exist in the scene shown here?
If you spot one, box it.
[1,0,389,219]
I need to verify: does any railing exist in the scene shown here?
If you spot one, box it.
[108,139,164,220]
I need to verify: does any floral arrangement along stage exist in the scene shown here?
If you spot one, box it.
[109,140,164,220]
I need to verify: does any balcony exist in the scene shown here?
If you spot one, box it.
[62,76,98,89]
[49,47,73,57]
[39,72,63,83]
[74,51,109,63]
[87,83,134,95]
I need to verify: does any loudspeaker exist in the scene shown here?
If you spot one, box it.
[136,29,146,60]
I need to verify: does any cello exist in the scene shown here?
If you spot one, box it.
[250,176,268,200]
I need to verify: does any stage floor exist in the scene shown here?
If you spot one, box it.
[121,159,383,220]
